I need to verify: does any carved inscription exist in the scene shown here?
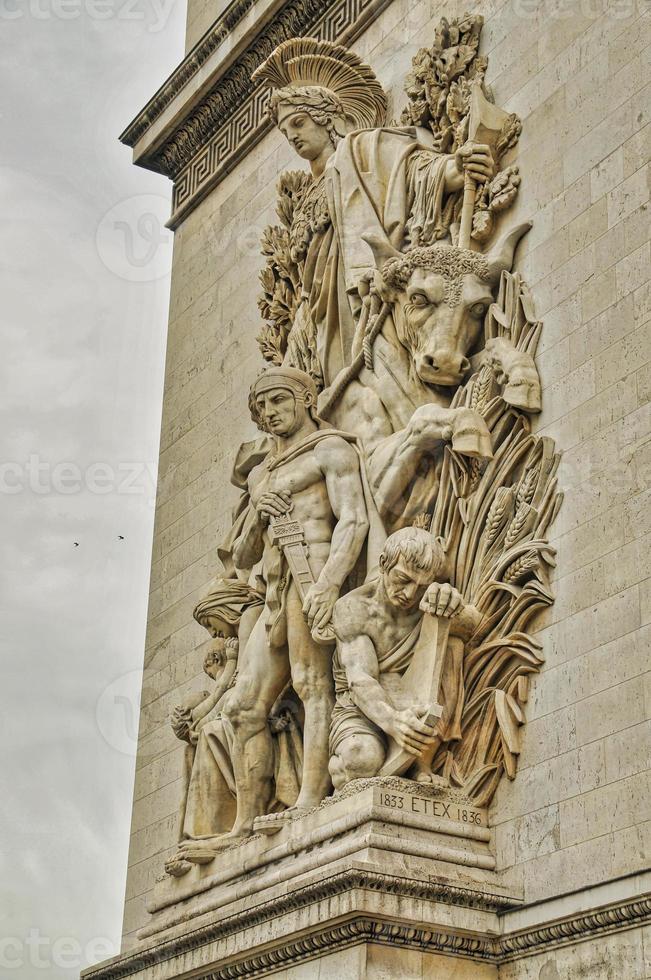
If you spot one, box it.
[375,789,484,827]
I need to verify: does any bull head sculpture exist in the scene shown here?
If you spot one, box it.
[363,223,532,388]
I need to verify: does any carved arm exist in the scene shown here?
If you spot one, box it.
[302,438,370,634]
[231,502,267,570]
[368,405,493,522]
[336,626,397,734]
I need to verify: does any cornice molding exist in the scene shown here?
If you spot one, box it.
[84,868,516,980]
[196,896,651,978]
[499,897,651,961]
[207,920,494,977]
[120,0,393,228]
[83,877,651,980]
[119,0,260,150]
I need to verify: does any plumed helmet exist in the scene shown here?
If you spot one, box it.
[252,37,387,132]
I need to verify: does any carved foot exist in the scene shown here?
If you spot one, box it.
[176,842,220,864]
[415,767,435,784]
[414,768,449,786]
[410,757,449,788]
[164,854,193,877]
[176,833,249,864]
[252,806,310,836]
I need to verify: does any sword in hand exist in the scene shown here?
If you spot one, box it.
[268,508,336,645]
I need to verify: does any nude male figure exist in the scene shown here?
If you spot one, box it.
[329,527,481,789]
[179,367,369,863]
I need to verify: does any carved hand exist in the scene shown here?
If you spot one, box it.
[420,582,464,618]
[302,580,340,632]
[389,706,438,756]
[256,490,292,524]
[405,404,454,451]
[454,141,495,184]
[171,705,193,742]
[484,338,542,413]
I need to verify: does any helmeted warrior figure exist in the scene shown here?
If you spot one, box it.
[176,367,371,863]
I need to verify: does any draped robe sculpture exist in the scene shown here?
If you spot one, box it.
[253,37,496,389]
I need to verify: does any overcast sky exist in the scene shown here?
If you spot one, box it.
[1,2,186,975]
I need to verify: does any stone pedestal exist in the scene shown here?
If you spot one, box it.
[83,778,521,978]
[88,783,651,977]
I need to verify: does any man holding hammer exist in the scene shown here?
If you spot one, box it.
[329,527,482,790]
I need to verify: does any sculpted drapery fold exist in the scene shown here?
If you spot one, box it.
[165,14,562,876]
[260,127,454,388]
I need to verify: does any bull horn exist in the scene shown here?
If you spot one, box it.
[362,232,402,270]
[486,221,532,285]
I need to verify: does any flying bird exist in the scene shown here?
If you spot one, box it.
[74,542,79,547]
[118,535,124,540]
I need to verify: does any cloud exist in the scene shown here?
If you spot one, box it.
[0,2,185,976]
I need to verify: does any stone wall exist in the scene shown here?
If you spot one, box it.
[498,927,650,980]
[121,0,651,960]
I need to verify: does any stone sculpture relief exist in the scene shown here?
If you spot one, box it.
[329,526,480,789]
[166,13,562,875]
[166,578,305,875]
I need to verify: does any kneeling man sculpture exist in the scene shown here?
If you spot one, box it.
[329,527,481,789]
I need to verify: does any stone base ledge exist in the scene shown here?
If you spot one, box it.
[82,884,651,980]
[145,778,504,930]
[81,783,651,979]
